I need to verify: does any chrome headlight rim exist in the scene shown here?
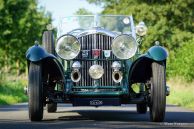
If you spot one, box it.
[55,34,81,60]
[111,34,138,60]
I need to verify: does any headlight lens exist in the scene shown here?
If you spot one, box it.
[55,35,81,60]
[112,35,137,59]
[89,65,104,79]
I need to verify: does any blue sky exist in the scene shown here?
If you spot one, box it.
[38,0,103,26]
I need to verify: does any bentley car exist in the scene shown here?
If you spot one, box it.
[26,15,170,122]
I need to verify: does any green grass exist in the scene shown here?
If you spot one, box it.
[0,80,28,105]
[167,77,194,110]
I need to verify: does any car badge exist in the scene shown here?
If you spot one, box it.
[103,50,111,58]
[82,50,90,58]
[92,49,101,58]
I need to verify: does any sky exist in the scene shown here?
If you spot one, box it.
[38,0,103,27]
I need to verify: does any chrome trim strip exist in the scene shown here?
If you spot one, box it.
[130,16,136,40]
[77,27,117,38]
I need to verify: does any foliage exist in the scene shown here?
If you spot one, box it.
[87,0,194,48]
[167,39,194,81]
[75,8,93,15]
[0,0,51,75]
[0,79,28,105]
[86,0,194,81]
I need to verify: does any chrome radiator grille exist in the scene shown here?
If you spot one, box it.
[74,34,117,87]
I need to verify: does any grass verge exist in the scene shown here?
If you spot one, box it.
[167,77,194,110]
[0,80,28,105]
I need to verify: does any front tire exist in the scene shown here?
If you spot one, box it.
[149,62,166,122]
[137,103,147,114]
[28,62,43,121]
[47,103,57,113]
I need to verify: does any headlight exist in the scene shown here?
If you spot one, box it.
[55,35,81,60]
[136,21,147,36]
[89,65,104,79]
[112,35,137,59]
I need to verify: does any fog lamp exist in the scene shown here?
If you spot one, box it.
[89,65,104,79]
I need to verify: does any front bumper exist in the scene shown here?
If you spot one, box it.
[69,85,128,97]
[70,91,125,97]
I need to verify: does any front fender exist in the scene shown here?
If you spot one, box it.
[128,45,168,83]
[145,45,168,61]
[26,44,55,62]
[26,44,65,82]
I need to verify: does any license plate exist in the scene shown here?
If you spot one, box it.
[89,100,103,106]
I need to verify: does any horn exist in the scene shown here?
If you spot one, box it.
[71,70,81,82]
[112,71,123,83]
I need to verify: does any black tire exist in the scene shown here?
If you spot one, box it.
[149,62,166,122]
[42,31,55,54]
[28,62,43,121]
[137,103,147,114]
[47,103,57,113]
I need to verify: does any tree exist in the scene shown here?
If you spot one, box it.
[167,39,194,81]
[0,0,51,75]
[86,0,194,50]
[86,0,194,81]
[74,8,94,28]
[75,8,93,15]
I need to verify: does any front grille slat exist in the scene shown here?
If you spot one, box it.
[75,34,116,87]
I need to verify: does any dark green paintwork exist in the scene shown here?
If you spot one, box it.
[26,43,168,97]
[146,45,168,61]
[26,44,65,82]
[26,44,54,62]
[125,45,168,86]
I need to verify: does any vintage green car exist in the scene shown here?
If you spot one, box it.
[26,15,169,122]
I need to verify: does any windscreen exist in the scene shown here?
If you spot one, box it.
[58,15,133,37]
